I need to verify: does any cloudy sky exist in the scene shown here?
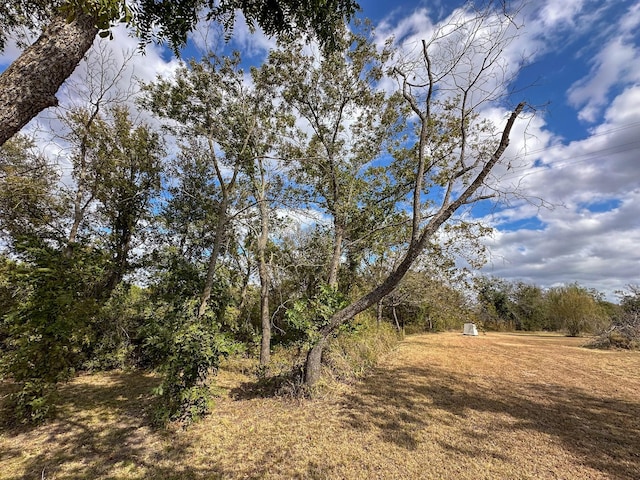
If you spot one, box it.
[364,0,640,299]
[1,0,639,299]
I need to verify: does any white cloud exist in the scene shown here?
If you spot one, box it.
[187,10,277,60]
[537,0,587,29]
[568,39,640,122]
[228,12,278,58]
[566,2,640,122]
[481,80,640,298]
[483,189,640,298]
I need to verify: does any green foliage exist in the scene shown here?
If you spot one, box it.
[0,256,26,322]
[285,285,349,343]
[265,30,403,290]
[61,0,134,40]
[323,315,397,383]
[383,270,469,333]
[0,135,62,243]
[511,282,549,331]
[0,241,108,422]
[81,285,147,371]
[134,0,360,53]
[546,284,609,337]
[474,277,614,336]
[474,276,517,331]
[151,299,240,426]
[0,0,358,54]
[9,379,56,424]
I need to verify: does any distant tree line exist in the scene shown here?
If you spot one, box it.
[472,276,639,341]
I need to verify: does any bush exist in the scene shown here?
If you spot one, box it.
[151,300,240,426]
[0,242,107,423]
[82,285,147,372]
[589,286,640,350]
[285,285,349,345]
[587,321,640,350]
[546,285,609,336]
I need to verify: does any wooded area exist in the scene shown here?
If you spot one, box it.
[1,0,639,428]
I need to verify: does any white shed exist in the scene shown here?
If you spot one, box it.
[463,323,478,336]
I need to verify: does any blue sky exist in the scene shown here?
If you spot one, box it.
[1,0,639,299]
[354,0,640,299]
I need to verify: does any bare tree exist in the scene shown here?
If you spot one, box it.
[304,4,529,386]
[54,43,137,253]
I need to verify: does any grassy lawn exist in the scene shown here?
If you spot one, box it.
[1,332,639,479]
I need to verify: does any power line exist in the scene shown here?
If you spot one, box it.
[506,119,640,160]
[498,132,640,181]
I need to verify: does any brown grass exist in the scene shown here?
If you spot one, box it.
[1,332,639,479]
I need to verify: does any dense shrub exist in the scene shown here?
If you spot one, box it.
[284,285,349,345]
[589,286,640,350]
[0,242,108,423]
[546,285,609,336]
[151,299,241,426]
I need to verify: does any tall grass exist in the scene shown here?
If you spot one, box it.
[322,314,399,385]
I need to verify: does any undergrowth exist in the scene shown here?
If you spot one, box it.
[226,315,399,400]
[318,315,399,391]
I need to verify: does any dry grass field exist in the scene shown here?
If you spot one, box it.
[1,332,639,479]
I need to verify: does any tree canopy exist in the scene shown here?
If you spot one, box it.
[0,0,360,147]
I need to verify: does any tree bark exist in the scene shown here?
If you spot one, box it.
[198,196,229,317]
[327,223,344,288]
[66,105,102,256]
[304,335,327,389]
[392,306,401,331]
[376,299,383,325]
[0,10,98,146]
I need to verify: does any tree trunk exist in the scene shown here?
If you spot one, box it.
[304,335,327,388]
[376,300,383,325]
[236,260,251,313]
[392,306,401,331]
[327,223,344,288]
[198,199,229,317]
[257,187,271,366]
[0,10,98,146]
[102,212,134,298]
[67,98,103,254]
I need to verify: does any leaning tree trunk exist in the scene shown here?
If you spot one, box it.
[0,10,98,147]
[304,235,427,386]
[304,102,526,387]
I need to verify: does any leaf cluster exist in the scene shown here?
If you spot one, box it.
[0,240,109,422]
[285,284,348,344]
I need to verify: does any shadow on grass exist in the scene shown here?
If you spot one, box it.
[340,363,640,479]
[228,367,306,401]
[0,373,232,479]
